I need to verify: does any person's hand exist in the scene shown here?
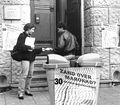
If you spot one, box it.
[45,48,53,51]
[28,45,34,51]
[42,47,53,51]
[31,45,35,50]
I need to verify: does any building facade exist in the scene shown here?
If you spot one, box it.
[84,0,120,80]
[0,0,120,85]
[0,0,31,85]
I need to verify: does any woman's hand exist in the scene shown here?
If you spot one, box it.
[28,45,35,51]
[31,45,35,50]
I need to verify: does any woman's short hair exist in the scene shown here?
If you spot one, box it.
[23,23,35,31]
[57,22,67,29]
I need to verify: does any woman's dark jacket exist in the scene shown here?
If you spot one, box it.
[13,32,42,61]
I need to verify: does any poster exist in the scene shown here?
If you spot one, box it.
[55,67,100,105]
[2,23,23,51]
[102,24,119,48]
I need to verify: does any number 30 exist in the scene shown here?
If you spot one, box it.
[54,78,63,85]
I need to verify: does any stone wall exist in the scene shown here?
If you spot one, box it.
[0,0,30,84]
[1,0,120,84]
[84,0,120,79]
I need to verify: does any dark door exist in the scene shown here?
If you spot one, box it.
[67,0,81,55]
[30,0,56,48]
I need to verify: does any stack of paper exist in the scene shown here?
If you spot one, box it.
[25,37,35,48]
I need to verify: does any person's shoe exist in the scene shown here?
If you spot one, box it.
[18,93,24,99]
[25,91,33,96]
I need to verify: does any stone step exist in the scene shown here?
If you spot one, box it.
[33,70,46,75]
[31,81,48,88]
[34,66,45,71]
[30,56,48,88]
[32,75,47,81]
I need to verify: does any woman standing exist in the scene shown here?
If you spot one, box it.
[14,23,42,99]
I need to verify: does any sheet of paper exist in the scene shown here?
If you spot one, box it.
[2,23,23,51]
[25,37,35,47]
[102,24,119,48]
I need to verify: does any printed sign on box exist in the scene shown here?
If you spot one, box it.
[55,67,100,105]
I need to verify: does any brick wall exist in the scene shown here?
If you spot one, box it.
[84,0,120,79]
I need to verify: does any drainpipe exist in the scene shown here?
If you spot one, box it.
[81,0,84,54]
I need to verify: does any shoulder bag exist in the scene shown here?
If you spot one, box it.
[11,45,23,61]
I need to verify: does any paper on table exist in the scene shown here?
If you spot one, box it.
[25,37,35,47]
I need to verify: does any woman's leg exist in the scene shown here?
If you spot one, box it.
[25,61,34,93]
[18,61,30,96]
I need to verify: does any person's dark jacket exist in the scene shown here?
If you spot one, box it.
[13,32,42,61]
[54,30,79,56]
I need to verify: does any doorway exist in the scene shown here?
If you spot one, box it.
[56,0,82,55]
[30,0,83,55]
